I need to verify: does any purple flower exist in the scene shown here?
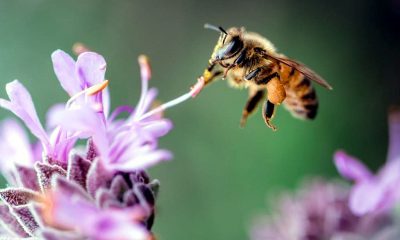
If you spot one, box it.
[0,80,53,157]
[0,48,203,239]
[40,176,150,240]
[334,109,400,216]
[0,119,38,185]
[250,179,398,240]
[0,80,78,168]
[51,49,110,116]
[51,54,204,172]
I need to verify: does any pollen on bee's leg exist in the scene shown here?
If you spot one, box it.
[203,69,213,80]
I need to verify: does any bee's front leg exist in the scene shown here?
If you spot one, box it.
[222,50,247,79]
[222,64,235,79]
[202,62,223,86]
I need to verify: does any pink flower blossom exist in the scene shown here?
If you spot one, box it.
[0,48,203,239]
[250,179,398,240]
[334,109,400,216]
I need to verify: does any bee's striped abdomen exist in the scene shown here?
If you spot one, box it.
[281,66,319,120]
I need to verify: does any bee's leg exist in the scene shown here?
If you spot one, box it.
[257,72,279,85]
[223,50,247,78]
[262,100,277,131]
[240,89,265,127]
[245,65,279,82]
[222,65,235,79]
[244,67,263,80]
[265,74,286,106]
[202,63,223,86]
[261,76,286,131]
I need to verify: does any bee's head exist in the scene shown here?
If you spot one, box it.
[204,24,244,63]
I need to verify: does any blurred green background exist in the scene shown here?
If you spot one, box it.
[0,0,399,239]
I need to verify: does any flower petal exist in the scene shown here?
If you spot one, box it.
[49,190,98,231]
[0,188,39,206]
[86,158,113,197]
[34,162,67,192]
[112,149,172,171]
[14,165,40,191]
[10,205,39,236]
[0,119,35,181]
[334,150,372,182]
[93,215,149,240]
[76,52,106,87]
[45,103,66,131]
[349,181,383,216]
[377,159,400,188]
[67,154,91,189]
[51,50,81,96]
[102,86,111,118]
[95,188,114,209]
[51,106,107,152]
[141,119,173,138]
[0,81,50,152]
[109,175,129,198]
[52,176,91,201]
[39,228,82,240]
[387,109,400,162]
[0,203,29,237]
[47,186,149,239]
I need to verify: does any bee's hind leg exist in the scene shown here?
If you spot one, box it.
[240,89,265,127]
[262,100,277,131]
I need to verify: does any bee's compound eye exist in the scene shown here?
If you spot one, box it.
[226,37,242,56]
[217,37,243,60]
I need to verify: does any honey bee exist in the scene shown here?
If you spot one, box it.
[199,24,332,130]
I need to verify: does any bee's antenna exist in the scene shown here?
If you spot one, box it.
[204,23,228,35]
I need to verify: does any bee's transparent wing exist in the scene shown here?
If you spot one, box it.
[262,52,333,90]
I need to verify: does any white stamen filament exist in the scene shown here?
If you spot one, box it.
[138,77,204,121]
[133,55,151,119]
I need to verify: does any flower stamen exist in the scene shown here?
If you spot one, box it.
[72,42,90,56]
[138,55,151,81]
[134,55,151,119]
[86,80,109,96]
[138,77,205,121]
[66,80,109,109]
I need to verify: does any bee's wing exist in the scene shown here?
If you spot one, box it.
[263,53,333,90]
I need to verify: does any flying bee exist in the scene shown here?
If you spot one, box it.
[199,24,332,130]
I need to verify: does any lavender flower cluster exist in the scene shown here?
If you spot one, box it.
[251,110,400,240]
[0,49,203,239]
